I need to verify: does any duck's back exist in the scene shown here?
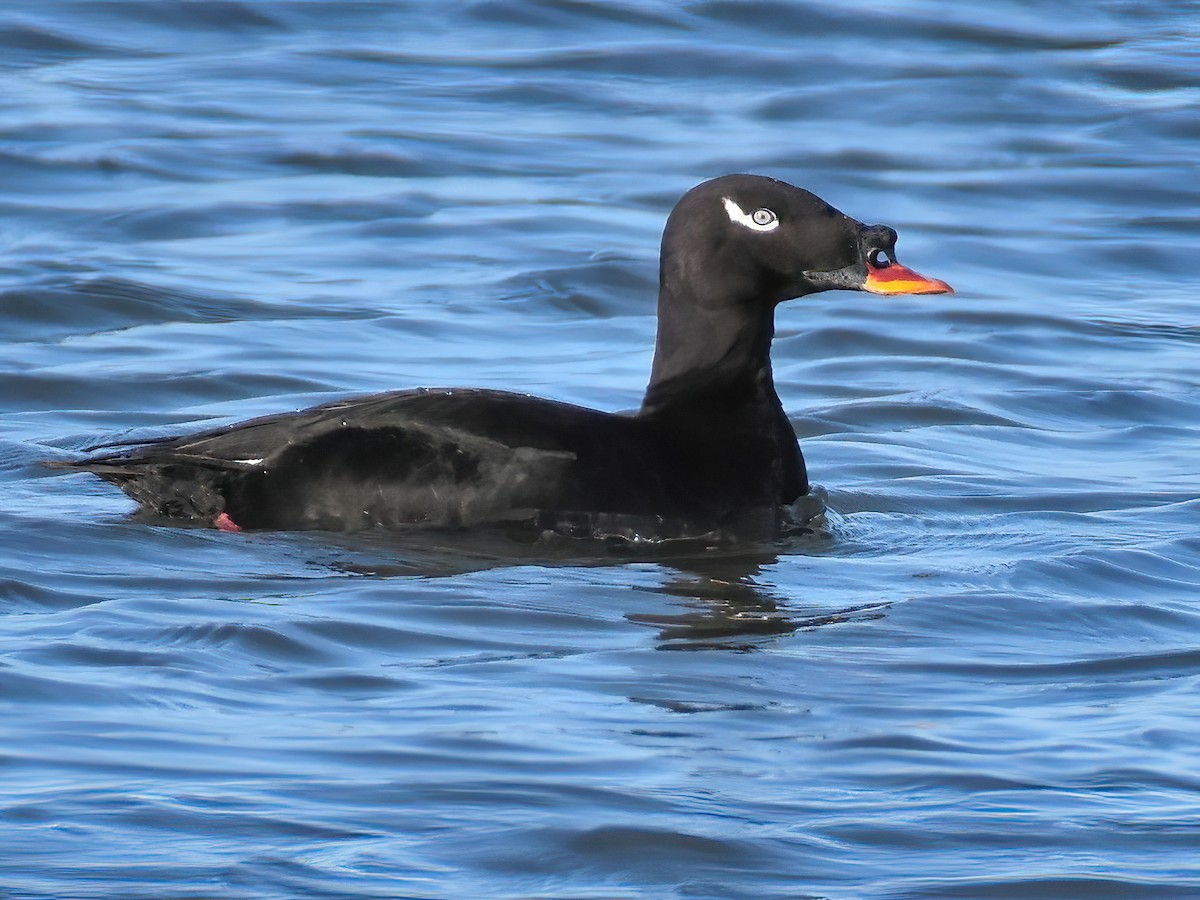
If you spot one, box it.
[63,388,673,532]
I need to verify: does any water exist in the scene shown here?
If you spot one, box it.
[3,1,1199,896]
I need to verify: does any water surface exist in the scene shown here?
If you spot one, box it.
[3,1,1200,897]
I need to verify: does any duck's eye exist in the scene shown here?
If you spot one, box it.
[722,197,780,232]
[868,248,893,268]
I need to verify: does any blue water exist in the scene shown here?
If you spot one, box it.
[3,1,1200,897]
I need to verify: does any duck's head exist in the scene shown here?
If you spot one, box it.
[659,174,952,309]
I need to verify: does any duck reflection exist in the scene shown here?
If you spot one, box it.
[626,550,888,650]
[323,511,887,650]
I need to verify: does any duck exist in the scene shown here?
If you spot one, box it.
[51,174,952,538]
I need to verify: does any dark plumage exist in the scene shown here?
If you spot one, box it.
[50,175,952,537]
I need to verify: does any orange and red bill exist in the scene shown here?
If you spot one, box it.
[864,262,954,295]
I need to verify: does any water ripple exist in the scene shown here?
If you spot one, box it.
[2,0,1199,897]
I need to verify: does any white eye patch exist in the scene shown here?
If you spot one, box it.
[722,197,779,233]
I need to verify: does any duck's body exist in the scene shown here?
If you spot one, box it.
[53,175,951,536]
[74,383,800,535]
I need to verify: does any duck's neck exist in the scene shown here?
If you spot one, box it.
[638,280,810,507]
[640,292,779,416]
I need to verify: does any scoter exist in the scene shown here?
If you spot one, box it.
[50,174,952,538]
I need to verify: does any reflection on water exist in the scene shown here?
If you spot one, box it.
[320,495,866,649]
[630,553,890,649]
[330,525,889,649]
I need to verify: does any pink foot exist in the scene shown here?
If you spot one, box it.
[214,512,242,533]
